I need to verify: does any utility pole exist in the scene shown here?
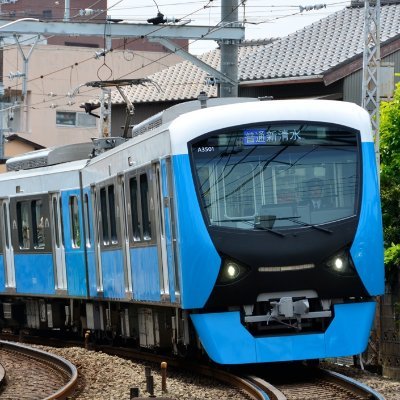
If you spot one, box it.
[361,0,381,176]
[361,0,382,370]
[220,0,239,97]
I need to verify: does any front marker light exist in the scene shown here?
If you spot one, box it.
[217,259,249,285]
[333,257,344,271]
[226,262,240,279]
[325,250,355,276]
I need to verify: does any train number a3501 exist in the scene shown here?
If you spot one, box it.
[197,147,215,152]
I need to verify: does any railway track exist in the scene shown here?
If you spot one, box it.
[0,333,386,400]
[0,340,78,399]
[241,365,386,400]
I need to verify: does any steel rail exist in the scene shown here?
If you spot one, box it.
[324,369,386,400]
[0,340,78,400]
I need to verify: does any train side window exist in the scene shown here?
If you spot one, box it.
[32,200,45,249]
[83,194,91,247]
[129,177,141,241]
[69,196,81,248]
[108,185,118,244]
[52,197,60,247]
[100,187,109,245]
[140,174,152,240]
[17,201,30,249]
[3,203,9,249]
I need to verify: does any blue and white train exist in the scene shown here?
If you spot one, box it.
[0,98,383,364]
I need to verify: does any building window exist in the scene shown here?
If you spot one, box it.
[43,10,52,19]
[56,111,96,128]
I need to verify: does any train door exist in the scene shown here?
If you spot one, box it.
[82,187,98,297]
[61,190,88,297]
[153,162,170,300]
[161,158,180,302]
[126,168,160,302]
[91,185,103,294]
[0,198,15,291]
[50,193,67,292]
[117,173,132,297]
[97,179,125,299]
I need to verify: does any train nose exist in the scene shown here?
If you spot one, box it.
[190,301,376,364]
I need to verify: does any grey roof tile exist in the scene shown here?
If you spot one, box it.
[109,4,400,104]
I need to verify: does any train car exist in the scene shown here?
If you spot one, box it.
[0,98,383,365]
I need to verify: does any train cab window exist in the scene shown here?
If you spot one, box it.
[69,196,81,248]
[32,200,45,249]
[17,201,30,249]
[191,123,359,230]
[140,174,152,240]
[129,177,141,241]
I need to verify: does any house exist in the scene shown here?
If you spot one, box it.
[0,133,44,172]
[106,2,400,134]
[0,0,185,151]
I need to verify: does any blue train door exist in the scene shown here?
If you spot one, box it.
[0,198,15,292]
[91,185,103,294]
[154,162,170,300]
[50,193,67,293]
[117,174,133,298]
[97,179,125,299]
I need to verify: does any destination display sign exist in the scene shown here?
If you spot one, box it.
[243,128,303,145]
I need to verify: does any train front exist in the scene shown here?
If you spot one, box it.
[171,100,384,364]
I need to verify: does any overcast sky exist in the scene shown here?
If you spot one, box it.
[108,0,351,53]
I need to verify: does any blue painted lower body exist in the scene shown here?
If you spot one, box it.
[65,251,87,296]
[86,250,98,297]
[131,246,160,301]
[14,253,55,295]
[101,249,125,299]
[0,255,5,292]
[191,302,376,364]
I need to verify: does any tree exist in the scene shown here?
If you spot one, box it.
[380,83,400,284]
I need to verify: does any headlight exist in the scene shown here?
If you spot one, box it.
[217,259,249,285]
[325,250,355,276]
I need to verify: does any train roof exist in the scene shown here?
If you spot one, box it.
[6,142,93,172]
[131,96,259,137]
[167,99,373,155]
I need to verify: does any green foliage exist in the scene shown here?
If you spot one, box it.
[380,83,400,283]
[384,244,400,284]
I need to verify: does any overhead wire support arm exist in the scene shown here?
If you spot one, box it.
[148,37,237,86]
[0,19,244,41]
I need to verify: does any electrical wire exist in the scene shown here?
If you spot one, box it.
[4,0,349,111]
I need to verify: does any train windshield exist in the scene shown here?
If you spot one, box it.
[190,122,359,230]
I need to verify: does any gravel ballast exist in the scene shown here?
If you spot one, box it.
[34,346,400,399]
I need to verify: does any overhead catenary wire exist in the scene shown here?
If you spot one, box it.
[3,0,348,111]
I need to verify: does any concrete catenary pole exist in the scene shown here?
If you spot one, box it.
[219,0,239,97]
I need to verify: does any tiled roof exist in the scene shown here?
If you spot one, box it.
[110,4,400,104]
[110,41,264,104]
[240,5,400,81]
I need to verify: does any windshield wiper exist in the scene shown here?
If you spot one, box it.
[284,216,333,234]
[212,218,286,237]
